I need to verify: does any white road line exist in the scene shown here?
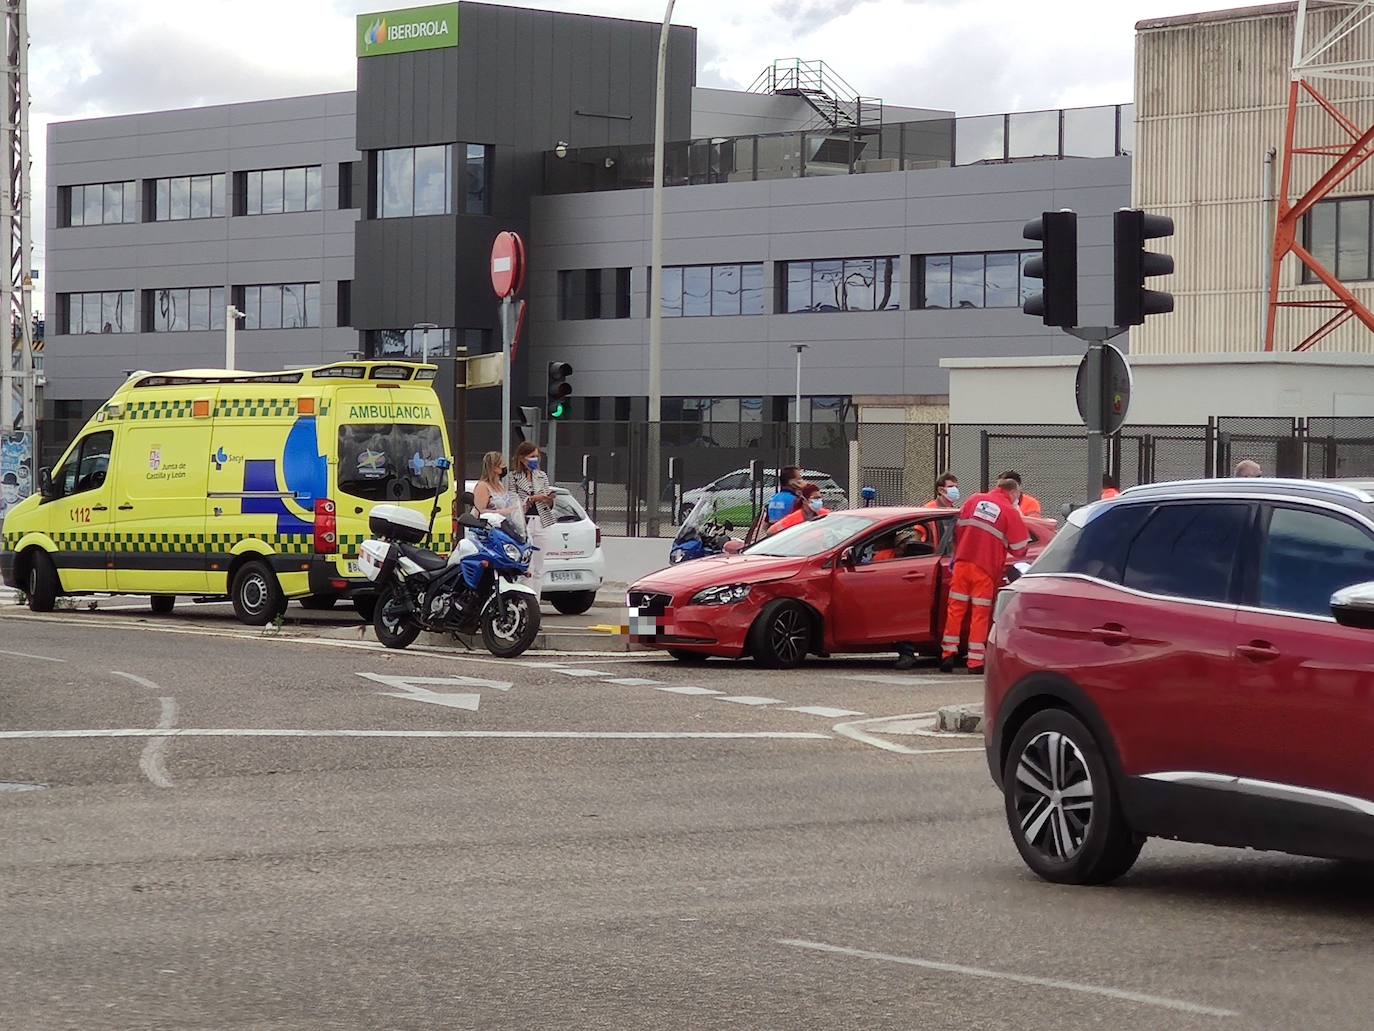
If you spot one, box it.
[840,674,970,687]
[786,705,865,719]
[110,671,164,692]
[655,686,723,696]
[0,728,831,741]
[777,939,1238,1019]
[719,695,784,706]
[139,698,177,788]
[553,668,613,678]
[0,647,66,663]
[603,677,663,687]
[832,713,982,756]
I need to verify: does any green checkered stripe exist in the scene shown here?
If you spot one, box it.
[336,532,453,558]
[41,531,317,554]
[214,398,297,419]
[123,399,196,421]
[2,531,20,553]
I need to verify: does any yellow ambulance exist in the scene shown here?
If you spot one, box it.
[1,361,457,625]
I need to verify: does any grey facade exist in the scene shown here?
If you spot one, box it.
[44,92,360,422]
[528,155,1131,405]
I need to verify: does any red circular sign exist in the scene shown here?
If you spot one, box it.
[490,231,526,299]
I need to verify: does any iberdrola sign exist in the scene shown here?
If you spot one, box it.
[357,3,460,58]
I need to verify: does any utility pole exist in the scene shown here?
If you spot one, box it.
[1,0,33,476]
[645,0,676,537]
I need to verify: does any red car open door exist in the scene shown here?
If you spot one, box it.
[829,515,946,650]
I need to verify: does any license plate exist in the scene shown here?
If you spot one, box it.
[549,571,580,583]
[346,561,362,576]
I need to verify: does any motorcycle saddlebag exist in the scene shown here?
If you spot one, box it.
[368,504,430,545]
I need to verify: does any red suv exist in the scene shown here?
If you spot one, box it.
[985,479,1374,885]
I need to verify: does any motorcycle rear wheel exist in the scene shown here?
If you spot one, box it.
[374,585,422,650]
[481,591,541,658]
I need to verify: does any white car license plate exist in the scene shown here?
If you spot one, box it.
[549,571,580,583]
[346,561,362,576]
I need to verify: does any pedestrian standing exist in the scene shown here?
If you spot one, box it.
[998,470,1042,517]
[473,451,520,520]
[512,442,556,590]
[765,466,805,526]
[941,476,1029,675]
[926,472,960,509]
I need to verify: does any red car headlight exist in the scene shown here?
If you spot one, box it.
[690,583,754,605]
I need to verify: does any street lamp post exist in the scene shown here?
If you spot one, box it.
[646,0,676,537]
[792,344,808,468]
[224,305,244,369]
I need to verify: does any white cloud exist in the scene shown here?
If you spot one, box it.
[28,0,1246,289]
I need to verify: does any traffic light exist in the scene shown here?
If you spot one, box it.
[547,361,572,419]
[1021,210,1078,328]
[1114,208,1175,327]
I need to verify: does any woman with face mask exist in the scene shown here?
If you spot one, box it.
[473,451,519,521]
[512,441,556,590]
[765,482,829,535]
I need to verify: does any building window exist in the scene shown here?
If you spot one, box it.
[781,257,899,313]
[147,287,226,332]
[339,162,356,210]
[659,263,765,317]
[64,182,137,227]
[1303,197,1373,283]
[152,174,227,221]
[239,166,323,216]
[61,291,136,334]
[377,145,452,218]
[464,144,491,214]
[916,251,1037,309]
[235,283,321,330]
[367,327,454,360]
[558,268,631,321]
[336,281,352,327]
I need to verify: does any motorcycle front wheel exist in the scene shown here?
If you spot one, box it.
[481,590,541,658]
[374,585,422,650]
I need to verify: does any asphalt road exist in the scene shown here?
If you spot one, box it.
[2,603,1373,1030]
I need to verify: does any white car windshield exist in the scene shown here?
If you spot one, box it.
[745,514,878,558]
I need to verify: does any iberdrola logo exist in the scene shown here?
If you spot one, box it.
[364,17,388,48]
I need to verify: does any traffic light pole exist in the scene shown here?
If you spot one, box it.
[547,418,557,484]
[1068,326,1128,504]
[500,296,513,470]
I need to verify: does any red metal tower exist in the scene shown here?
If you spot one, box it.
[1265,0,1374,351]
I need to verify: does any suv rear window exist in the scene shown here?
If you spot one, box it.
[337,423,448,502]
[1029,503,1153,583]
[1122,503,1251,604]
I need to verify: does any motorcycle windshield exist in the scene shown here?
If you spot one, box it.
[678,495,724,538]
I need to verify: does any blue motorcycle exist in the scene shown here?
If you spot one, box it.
[669,496,736,565]
[359,492,541,657]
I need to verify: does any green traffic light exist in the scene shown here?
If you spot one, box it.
[550,401,567,419]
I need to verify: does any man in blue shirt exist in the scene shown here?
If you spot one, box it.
[766,466,805,526]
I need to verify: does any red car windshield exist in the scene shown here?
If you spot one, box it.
[745,513,879,558]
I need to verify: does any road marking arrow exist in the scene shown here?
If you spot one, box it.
[355,673,513,712]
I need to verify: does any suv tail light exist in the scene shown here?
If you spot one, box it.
[314,498,338,554]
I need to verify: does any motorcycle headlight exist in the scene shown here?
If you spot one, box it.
[503,543,521,561]
[669,548,687,564]
[690,583,753,606]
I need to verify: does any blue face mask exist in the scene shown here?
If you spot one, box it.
[527,457,540,471]
[809,498,824,512]
[945,486,961,503]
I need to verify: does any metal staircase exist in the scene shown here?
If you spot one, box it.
[747,59,883,132]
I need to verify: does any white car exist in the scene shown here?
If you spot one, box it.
[679,467,846,524]
[466,480,605,615]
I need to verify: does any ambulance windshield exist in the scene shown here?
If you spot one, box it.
[337,423,448,502]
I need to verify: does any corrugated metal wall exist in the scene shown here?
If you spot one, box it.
[1134,5,1374,355]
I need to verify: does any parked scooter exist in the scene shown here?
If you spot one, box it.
[669,495,735,564]
[359,491,541,657]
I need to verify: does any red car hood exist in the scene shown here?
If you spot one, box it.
[631,554,805,596]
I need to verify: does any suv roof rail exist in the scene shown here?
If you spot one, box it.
[1121,478,1374,504]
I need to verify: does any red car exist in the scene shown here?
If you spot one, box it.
[628,506,1056,667]
[985,479,1374,885]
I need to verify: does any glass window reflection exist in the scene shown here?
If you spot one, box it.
[682,266,711,316]
[711,264,741,316]
[1008,110,1060,159]
[741,263,765,314]
[985,252,1019,307]
[951,254,985,308]
[955,115,1005,164]
[786,261,812,312]
[920,255,951,308]
[660,266,684,317]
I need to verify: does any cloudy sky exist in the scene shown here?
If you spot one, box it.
[28,0,1239,292]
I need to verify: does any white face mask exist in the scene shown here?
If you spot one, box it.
[945,486,961,503]
[809,498,823,511]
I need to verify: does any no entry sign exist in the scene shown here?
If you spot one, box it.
[490,231,526,299]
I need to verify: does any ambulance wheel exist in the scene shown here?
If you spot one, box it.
[299,595,338,611]
[26,552,58,613]
[352,596,377,622]
[374,586,421,650]
[231,561,285,626]
[150,596,175,615]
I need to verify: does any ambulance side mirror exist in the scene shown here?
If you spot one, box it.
[38,467,53,500]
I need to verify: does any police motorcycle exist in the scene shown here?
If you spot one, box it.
[668,495,736,565]
[358,489,541,657]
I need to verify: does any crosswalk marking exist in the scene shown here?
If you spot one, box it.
[604,677,664,687]
[786,705,865,719]
[655,686,724,696]
[719,695,784,706]
[554,668,613,678]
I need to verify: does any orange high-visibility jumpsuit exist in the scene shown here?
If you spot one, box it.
[942,488,1029,671]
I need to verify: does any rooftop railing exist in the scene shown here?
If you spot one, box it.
[543,103,1133,195]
